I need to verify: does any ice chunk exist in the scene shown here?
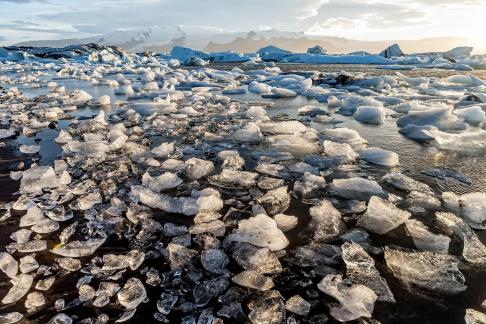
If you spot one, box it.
[454,106,486,126]
[0,253,18,278]
[2,274,33,304]
[200,249,229,274]
[232,271,274,291]
[445,75,485,87]
[308,200,346,242]
[0,312,23,323]
[285,295,311,316]
[354,106,386,125]
[397,106,467,132]
[256,186,290,216]
[97,95,111,106]
[151,142,174,158]
[259,121,306,134]
[20,166,58,194]
[405,219,450,253]
[78,192,102,210]
[19,145,40,154]
[322,140,358,163]
[442,191,486,229]
[51,237,106,258]
[0,129,15,139]
[359,147,399,167]
[247,290,285,324]
[317,274,377,322]
[357,196,410,234]
[20,205,45,227]
[233,123,264,144]
[328,177,387,201]
[48,313,72,324]
[380,44,404,58]
[382,172,433,194]
[232,243,282,274]
[227,214,289,251]
[25,292,45,309]
[142,172,182,192]
[19,255,38,273]
[270,87,297,98]
[167,243,198,270]
[384,248,466,295]
[321,128,368,150]
[273,214,298,232]
[117,278,147,309]
[185,158,214,180]
[342,242,395,303]
[209,169,258,189]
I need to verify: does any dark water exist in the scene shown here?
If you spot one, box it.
[1,63,485,323]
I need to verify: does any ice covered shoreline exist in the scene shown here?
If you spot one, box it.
[1,44,486,323]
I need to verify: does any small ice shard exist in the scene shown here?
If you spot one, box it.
[308,200,346,242]
[117,278,147,309]
[0,252,18,278]
[436,212,486,266]
[126,250,145,270]
[19,255,38,273]
[354,106,386,125]
[285,295,311,316]
[442,192,486,229]
[20,166,58,194]
[200,249,229,274]
[102,254,128,271]
[167,243,198,270]
[232,271,274,291]
[97,95,111,106]
[36,276,55,291]
[256,186,290,216]
[233,123,264,144]
[322,140,358,163]
[247,290,285,324]
[77,192,102,210]
[342,242,395,303]
[20,205,45,227]
[258,177,285,190]
[382,172,433,194]
[19,145,40,154]
[405,219,450,253]
[185,158,214,180]
[51,237,106,258]
[465,308,486,324]
[157,293,178,315]
[78,284,96,302]
[273,214,298,232]
[142,172,183,192]
[359,147,399,167]
[131,186,198,215]
[232,243,282,274]
[31,219,60,234]
[384,248,467,295]
[151,142,174,158]
[317,274,377,322]
[16,240,47,253]
[357,196,410,234]
[47,313,72,324]
[209,169,258,189]
[25,292,45,309]
[328,177,387,201]
[0,312,23,323]
[2,274,33,304]
[227,214,289,251]
[293,172,326,200]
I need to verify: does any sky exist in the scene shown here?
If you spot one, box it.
[1,0,486,48]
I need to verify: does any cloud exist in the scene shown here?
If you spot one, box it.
[0,0,46,2]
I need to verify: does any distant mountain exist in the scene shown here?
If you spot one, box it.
[14,26,482,55]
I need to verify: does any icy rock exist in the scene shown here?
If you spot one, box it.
[227,214,289,251]
[51,237,106,258]
[117,278,147,309]
[442,192,486,229]
[0,253,18,278]
[25,292,45,309]
[209,169,258,189]
[354,106,386,125]
[151,142,174,158]
[285,295,311,316]
[233,123,264,144]
[256,186,290,216]
[357,196,410,234]
[359,147,399,167]
[232,271,274,291]
[308,200,346,242]
[317,274,377,322]
[273,214,298,232]
[384,248,467,295]
[405,219,450,253]
[232,243,282,274]
[329,177,387,201]
[435,212,486,266]
[142,172,183,192]
[342,242,395,303]
[201,249,229,274]
[382,172,433,194]
[185,158,214,180]
[2,274,33,304]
